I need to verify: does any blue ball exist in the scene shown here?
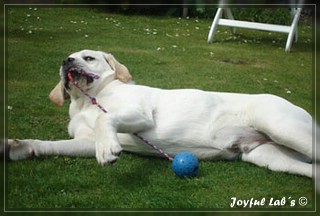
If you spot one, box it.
[172,152,199,178]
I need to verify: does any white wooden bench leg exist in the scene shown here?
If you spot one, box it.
[208,8,223,43]
[291,8,299,42]
[285,8,302,52]
[225,8,236,34]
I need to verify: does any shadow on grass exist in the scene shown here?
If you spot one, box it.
[112,153,169,189]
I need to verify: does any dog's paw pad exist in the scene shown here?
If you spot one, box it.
[97,155,118,166]
[111,146,122,157]
[96,150,118,166]
[96,142,123,166]
[113,151,122,157]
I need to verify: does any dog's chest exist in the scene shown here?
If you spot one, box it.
[68,100,101,137]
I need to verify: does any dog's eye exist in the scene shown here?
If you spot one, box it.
[84,56,95,62]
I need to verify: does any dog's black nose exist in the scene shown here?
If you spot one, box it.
[63,57,75,66]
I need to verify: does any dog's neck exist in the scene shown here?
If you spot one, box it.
[91,73,120,95]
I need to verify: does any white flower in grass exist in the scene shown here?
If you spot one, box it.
[285,88,291,94]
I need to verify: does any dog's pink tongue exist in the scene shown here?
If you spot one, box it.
[67,72,73,81]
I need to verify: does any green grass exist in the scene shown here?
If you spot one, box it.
[5,6,315,212]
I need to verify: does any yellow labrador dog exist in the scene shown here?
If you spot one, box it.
[6,49,313,177]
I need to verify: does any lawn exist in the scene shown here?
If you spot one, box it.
[5,6,315,214]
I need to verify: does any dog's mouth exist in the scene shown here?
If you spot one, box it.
[64,66,96,89]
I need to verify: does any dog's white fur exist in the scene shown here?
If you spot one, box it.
[7,49,313,178]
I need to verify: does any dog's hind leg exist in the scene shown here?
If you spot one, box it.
[250,94,313,160]
[241,142,312,178]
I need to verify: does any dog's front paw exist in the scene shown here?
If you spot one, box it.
[7,139,37,160]
[0,139,9,161]
[95,142,122,166]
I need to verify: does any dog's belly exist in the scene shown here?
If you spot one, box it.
[119,125,270,161]
[118,89,269,160]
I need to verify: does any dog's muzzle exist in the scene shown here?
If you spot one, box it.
[62,57,97,89]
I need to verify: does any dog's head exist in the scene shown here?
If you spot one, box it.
[49,50,132,106]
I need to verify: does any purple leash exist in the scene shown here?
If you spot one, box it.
[67,72,174,161]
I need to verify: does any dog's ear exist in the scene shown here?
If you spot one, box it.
[104,54,132,83]
[49,81,66,106]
